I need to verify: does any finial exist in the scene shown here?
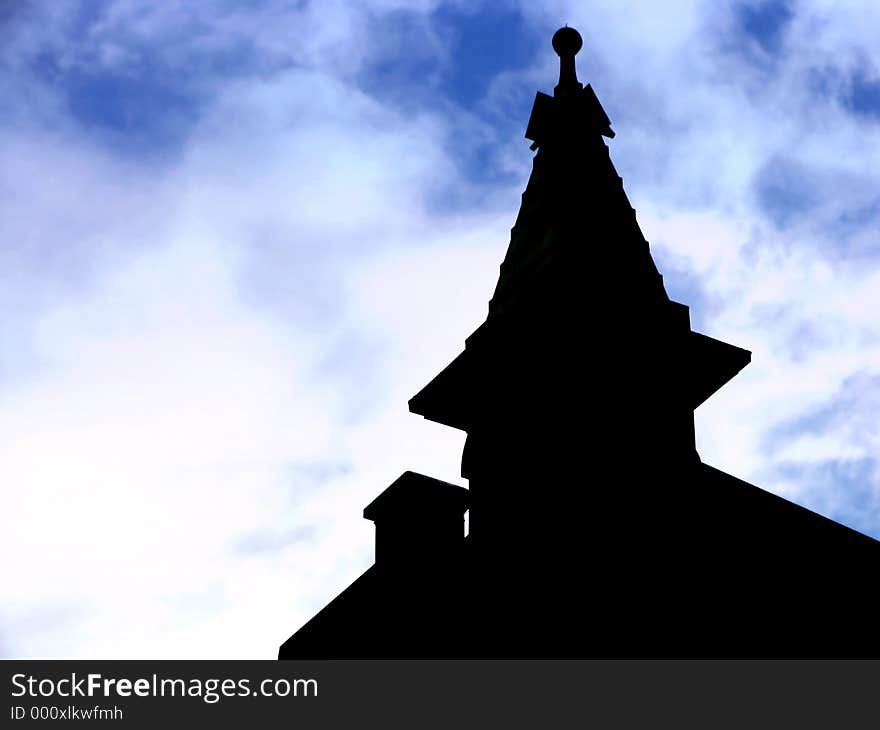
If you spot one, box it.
[552,26,583,97]
[552,25,582,57]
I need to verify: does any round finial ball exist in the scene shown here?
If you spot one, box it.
[552,26,582,57]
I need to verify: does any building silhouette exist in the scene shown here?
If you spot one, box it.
[279,27,879,658]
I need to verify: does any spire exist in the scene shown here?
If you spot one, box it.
[552,26,583,98]
[410,25,749,443]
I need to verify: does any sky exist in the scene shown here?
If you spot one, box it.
[1,0,879,658]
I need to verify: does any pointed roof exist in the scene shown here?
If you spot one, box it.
[410,28,750,430]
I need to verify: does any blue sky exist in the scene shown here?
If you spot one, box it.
[1,0,879,658]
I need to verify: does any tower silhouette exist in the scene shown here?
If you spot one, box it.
[279,27,879,658]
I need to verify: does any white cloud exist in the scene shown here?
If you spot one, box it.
[0,1,513,658]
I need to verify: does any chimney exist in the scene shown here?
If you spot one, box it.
[363,472,469,568]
